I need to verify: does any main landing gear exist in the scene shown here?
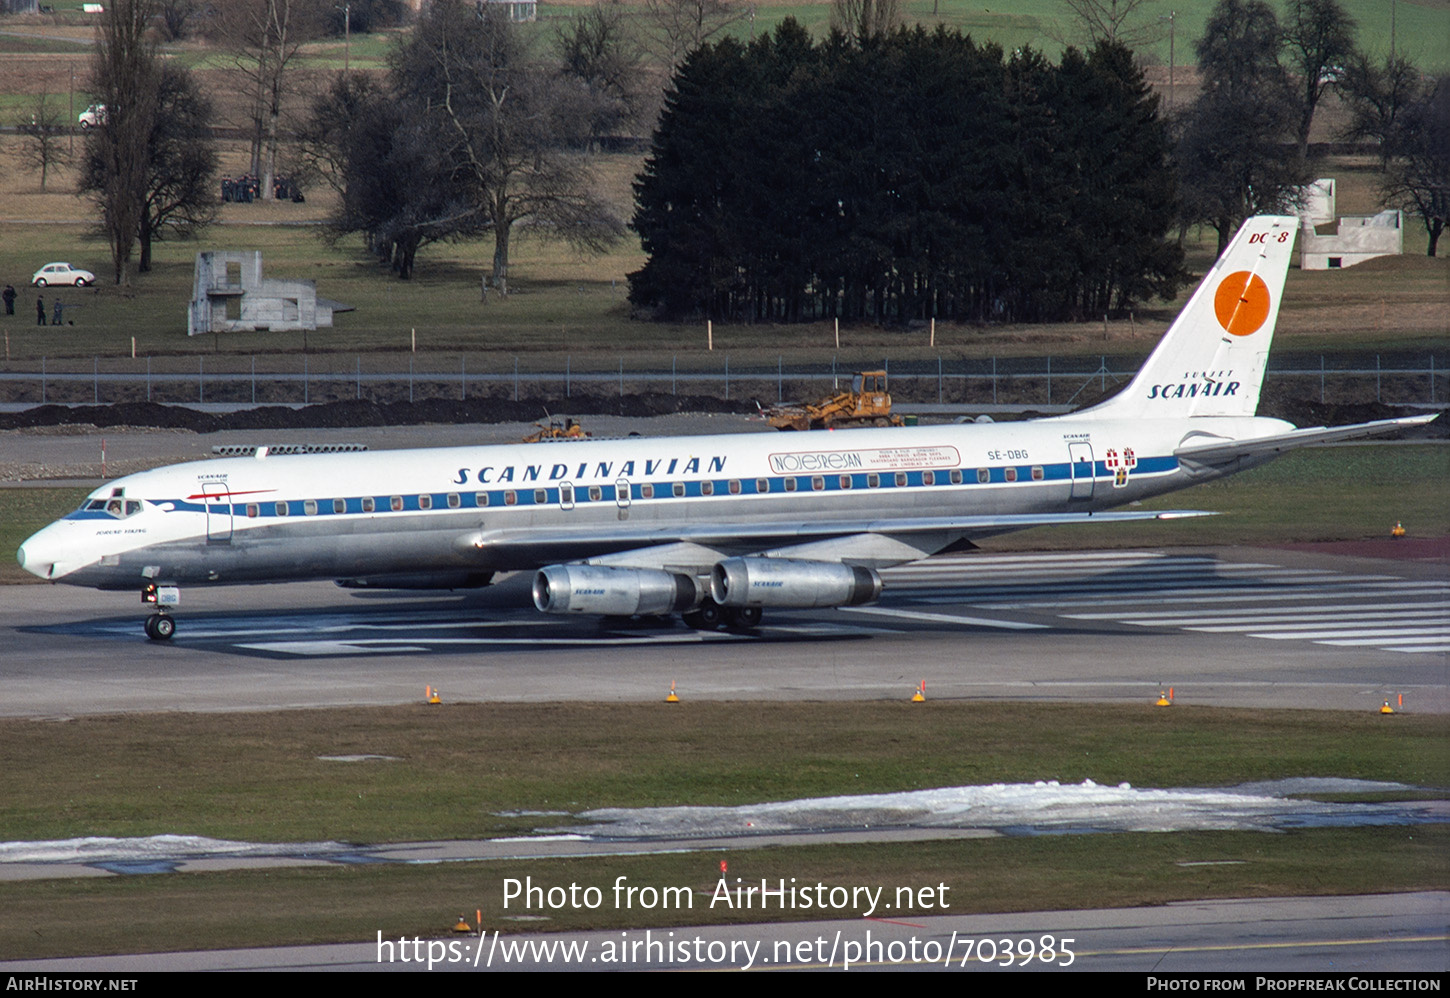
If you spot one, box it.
[682,599,762,632]
[141,583,179,641]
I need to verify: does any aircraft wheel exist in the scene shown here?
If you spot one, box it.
[145,614,175,641]
[683,600,724,630]
[724,606,762,630]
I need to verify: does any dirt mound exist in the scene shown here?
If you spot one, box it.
[0,394,761,434]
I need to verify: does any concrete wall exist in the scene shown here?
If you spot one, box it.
[1299,210,1403,270]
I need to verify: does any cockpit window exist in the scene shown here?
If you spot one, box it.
[87,497,141,518]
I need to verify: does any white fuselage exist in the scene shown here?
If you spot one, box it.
[18,415,1287,591]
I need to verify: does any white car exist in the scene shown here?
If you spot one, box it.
[78,104,106,129]
[31,263,96,288]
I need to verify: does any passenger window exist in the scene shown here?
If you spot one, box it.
[362,497,375,513]
[1032,466,1044,481]
[895,473,907,487]
[868,474,880,488]
[390,496,403,511]
[840,475,852,489]
[419,494,433,510]
[589,486,602,502]
[784,477,797,492]
[977,469,990,484]
[701,481,714,496]
[950,469,963,484]
[333,498,346,514]
[534,489,547,504]
[641,484,654,499]
[812,476,824,491]
[505,490,517,506]
[304,500,317,516]
[729,480,741,495]
[923,471,935,486]
[672,482,685,497]
[756,478,769,493]
[246,504,259,518]
[476,493,489,508]
[1005,468,1018,483]
[275,501,288,516]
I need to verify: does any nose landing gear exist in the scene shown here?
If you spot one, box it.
[144,613,175,641]
[141,583,179,641]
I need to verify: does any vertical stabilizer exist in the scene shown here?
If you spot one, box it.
[1071,216,1298,420]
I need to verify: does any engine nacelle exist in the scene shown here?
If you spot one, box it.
[710,558,882,608]
[533,564,699,616]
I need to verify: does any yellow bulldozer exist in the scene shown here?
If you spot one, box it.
[522,417,589,442]
[767,371,904,431]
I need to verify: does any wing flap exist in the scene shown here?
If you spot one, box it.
[461,509,1216,569]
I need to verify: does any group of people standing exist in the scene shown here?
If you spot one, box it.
[2,284,64,326]
[221,175,304,203]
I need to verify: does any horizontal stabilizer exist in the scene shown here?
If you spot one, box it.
[1175,414,1439,468]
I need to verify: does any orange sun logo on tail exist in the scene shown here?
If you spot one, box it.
[1213,271,1271,337]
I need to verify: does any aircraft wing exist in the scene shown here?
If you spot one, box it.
[1175,414,1439,470]
[462,509,1216,568]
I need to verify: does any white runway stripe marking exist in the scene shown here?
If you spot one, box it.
[1078,609,1446,627]
[890,551,1446,655]
[839,606,1048,630]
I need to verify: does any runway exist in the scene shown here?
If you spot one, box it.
[3,545,1445,716]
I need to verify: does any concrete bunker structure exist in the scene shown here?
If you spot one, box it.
[188,250,352,336]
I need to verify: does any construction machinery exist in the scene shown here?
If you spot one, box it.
[767,371,904,431]
[522,417,589,442]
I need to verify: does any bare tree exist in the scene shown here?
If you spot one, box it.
[641,0,746,68]
[554,3,647,143]
[155,0,201,40]
[1175,0,1305,254]
[1282,0,1358,158]
[316,1,622,284]
[16,93,71,192]
[211,0,325,199]
[1382,78,1448,257]
[1338,52,1424,166]
[85,0,159,288]
[829,0,900,41]
[1056,0,1166,49]
[396,1,622,291]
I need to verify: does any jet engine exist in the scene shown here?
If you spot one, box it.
[710,558,882,608]
[533,564,699,616]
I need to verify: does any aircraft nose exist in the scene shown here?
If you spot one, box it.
[16,540,43,579]
[17,524,87,581]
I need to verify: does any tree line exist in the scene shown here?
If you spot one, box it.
[70,0,1447,297]
[630,23,1185,324]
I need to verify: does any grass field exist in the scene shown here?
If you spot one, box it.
[5,701,1443,842]
[0,701,1443,958]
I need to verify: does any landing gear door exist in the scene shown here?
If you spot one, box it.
[203,481,233,543]
[1068,442,1094,500]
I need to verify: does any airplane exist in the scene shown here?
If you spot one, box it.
[16,215,1436,640]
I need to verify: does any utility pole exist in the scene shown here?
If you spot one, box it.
[1160,11,1176,108]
